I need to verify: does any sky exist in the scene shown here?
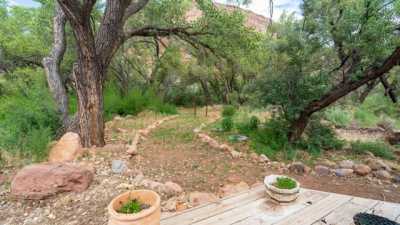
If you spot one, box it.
[8,0,302,20]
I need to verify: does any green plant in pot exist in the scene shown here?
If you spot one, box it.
[264,175,300,203]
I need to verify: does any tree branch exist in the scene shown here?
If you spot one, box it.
[124,0,150,21]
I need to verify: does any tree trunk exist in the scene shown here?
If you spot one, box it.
[74,61,105,147]
[288,47,400,142]
[43,3,69,126]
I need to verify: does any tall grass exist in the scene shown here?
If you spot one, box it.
[351,141,395,160]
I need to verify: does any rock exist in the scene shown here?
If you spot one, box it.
[162,197,177,212]
[249,153,259,161]
[11,163,93,199]
[374,170,392,180]
[189,192,218,207]
[126,144,138,156]
[226,174,242,183]
[314,165,330,176]
[132,173,145,186]
[251,182,263,189]
[353,164,371,176]
[230,150,242,158]
[289,162,310,175]
[339,160,354,169]
[318,159,336,168]
[219,181,249,197]
[335,168,353,177]
[259,154,270,163]
[164,181,183,196]
[367,159,391,171]
[393,175,400,183]
[111,160,128,174]
[116,183,134,190]
[48,132,82,163]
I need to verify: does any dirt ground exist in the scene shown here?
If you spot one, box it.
[0,107,399,225]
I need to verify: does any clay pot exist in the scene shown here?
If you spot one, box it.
[264,175,300,203]
[108,190,161,225]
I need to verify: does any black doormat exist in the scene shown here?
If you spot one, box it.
[354,213,400,225]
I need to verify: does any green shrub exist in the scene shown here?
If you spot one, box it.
[325,107,352,127]
[0,68,60,162]
[351,141,395,160]
[249,116,260,130]
[354,108,379,127]
[102,83,177,120]
[222,105,236,117]
[298,120,344,155]
[221,117,234,131]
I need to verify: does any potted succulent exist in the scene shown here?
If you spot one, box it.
[264,175,300,203]
[108,190,161,225]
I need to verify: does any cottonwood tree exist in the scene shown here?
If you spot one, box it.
[53,0,211,147]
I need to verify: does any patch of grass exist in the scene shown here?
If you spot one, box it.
[324,107,352,127]
[354,109,379,127]
[273,177,297,189]
[222,105,236,117]
[117,199,149,214]
[350,141,395,160]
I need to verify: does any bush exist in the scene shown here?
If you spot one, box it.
[249,116,260,130]
[102,84,177,120]
[354,108,379,127]
[351,141,395,160]
[221,117,234,131]
[237,115,260,134]
[298,120,344,155]
[0,68,60,162]
[222,105,236,117]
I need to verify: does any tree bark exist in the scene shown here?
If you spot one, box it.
[42,3,69,126]
[288,47,400,142]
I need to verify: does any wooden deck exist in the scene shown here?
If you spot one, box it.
[161,185,400,225]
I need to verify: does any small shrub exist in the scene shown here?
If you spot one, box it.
[354,109,379,127]
[351,141,395,160]
[249,116,260,130]
[221,117,234,131]
[117,199,150,214]
[273,177,297,189]
[222,105,236,117]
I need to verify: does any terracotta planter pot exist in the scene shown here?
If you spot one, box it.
[108,190,161,225]
[264,175,300,203]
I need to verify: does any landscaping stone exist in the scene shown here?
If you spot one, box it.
[335,168,353,177]
[366,158,391,171]
[48,132,82,163]
[353,164,371,176]
[314,165,330,176]
[339,160,354,169]
[259,154,270,163]
[374,170,392,180]
[318,159,336,168]
[11,163,93,199]
[289,162,310,175]
[162,197,178,212]
[111,160,128,174]
[189,192,218,207]
[393,175,400,183]
[164,181,183,196]
[219,181,249,197]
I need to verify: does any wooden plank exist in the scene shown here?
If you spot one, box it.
[193,189,329,225]
[161,185,265,225]
[273,193,352,225]
[366,201,400,221]
[312,197,379,225]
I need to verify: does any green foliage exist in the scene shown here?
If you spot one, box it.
[249,116,260,130]
[117,199,148,214]
[298,120,344,155]
[102,83,177,120]
[325,107,352,127]
[351,141,395,160]
[221,116,234,131]
[236,115,260,133]
[354,109,379,128]
[0,68,60,162]
[222,105,236,117]
[273,177,297,189]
